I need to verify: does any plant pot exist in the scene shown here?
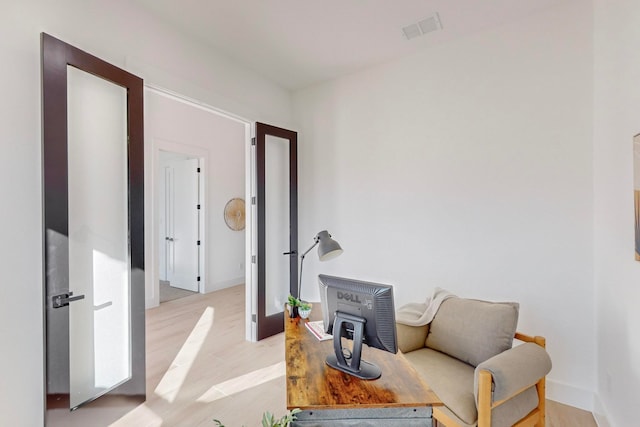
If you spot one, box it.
[298,303,312,319]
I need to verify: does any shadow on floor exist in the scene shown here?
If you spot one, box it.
[159,280,197,303]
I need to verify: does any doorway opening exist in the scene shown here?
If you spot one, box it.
[145,87,251,333]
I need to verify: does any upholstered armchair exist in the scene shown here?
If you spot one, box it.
[396,296,552,427]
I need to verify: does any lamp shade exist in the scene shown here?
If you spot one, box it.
[297,230,343,302]
[316,230,343,261]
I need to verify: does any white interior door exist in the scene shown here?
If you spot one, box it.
[165,156,200,292]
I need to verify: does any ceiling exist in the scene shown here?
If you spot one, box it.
[133,0,561,91]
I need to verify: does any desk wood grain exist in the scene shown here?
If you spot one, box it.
[285,312,442,411]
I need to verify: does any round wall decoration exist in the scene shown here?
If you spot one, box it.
[224,198,246,231]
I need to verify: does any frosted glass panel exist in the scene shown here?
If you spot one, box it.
[67,66,130,409]
[265,135,290,316]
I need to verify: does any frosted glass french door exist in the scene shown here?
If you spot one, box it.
[42,33,145,425]
[67,66,131,408]
[255,123,298,341]
[264,135,291,317]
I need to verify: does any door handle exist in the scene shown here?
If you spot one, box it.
[166,237,174,242]
[283,250,297,256]
[52,291,86,309]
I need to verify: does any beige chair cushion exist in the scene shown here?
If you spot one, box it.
[404,348,477,425]
[435,388,540,427]
[492,386,539,427]
[475,342,552,403]
[405,348,540,427]
[434,406,476,427]
[396,323,429,354]
[426,298,519,367]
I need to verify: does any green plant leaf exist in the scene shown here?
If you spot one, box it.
[261,411,276,427]
[287,294,300,307]
[299,302,311,310]
[215,408,301,427]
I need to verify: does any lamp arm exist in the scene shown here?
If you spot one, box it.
[298,240,319,300]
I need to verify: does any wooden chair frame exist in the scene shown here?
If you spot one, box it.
[433,332,547,427]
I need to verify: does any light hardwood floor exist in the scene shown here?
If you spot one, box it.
[112,285,285,427]
[109,285,596,426]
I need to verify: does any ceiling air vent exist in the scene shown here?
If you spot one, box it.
[402,23,422,40]
[402,13,442,40]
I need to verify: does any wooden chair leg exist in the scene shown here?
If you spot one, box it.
[535,377,546,427]
[534,336,546,427]
[477,370,493,427]
[433,407,458,427]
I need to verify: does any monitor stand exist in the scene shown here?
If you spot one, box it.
[325,311,382,380]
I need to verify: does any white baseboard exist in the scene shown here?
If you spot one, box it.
[547,380,616,427]
[593,394,613,427]
[546,379,594,412]
[208,276,244,292]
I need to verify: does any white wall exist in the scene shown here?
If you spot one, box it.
[0,0,292,424]
[293,0,595,410]
[593,1,640,426]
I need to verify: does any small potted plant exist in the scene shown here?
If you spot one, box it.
[287,294,300,318]
[214,408,301,427]
[298,301,312,319]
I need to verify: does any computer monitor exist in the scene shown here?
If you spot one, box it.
[318,274,397,380]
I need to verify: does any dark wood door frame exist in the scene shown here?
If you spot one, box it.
[41,33,145,423]
[255,122,298,340]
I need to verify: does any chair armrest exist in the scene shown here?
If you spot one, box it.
[396,323,429,353]
[515,331,546,347]
[474,342,552,403]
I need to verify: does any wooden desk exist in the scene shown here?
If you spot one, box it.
[285,311,441,426]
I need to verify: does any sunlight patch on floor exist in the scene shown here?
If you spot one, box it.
[109,403,163,427]
[196,361,286,403]
[154,306,215,403]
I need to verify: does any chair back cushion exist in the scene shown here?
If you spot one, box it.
[425,298,519,367]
